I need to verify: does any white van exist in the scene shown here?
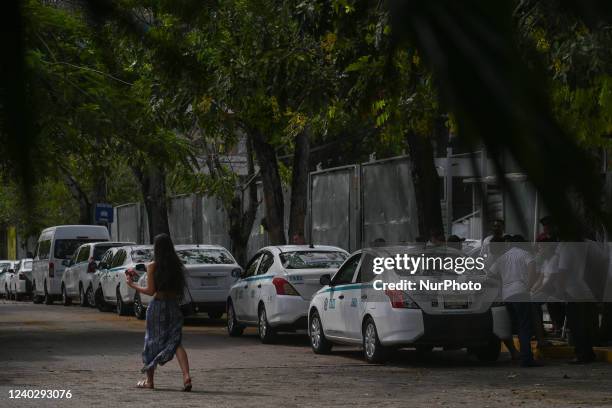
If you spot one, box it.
[32,225,110,304]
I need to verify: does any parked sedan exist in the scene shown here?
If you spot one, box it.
[96,245,153,315]
[0,261,17,298]
[9,259,33,300]
[60,241,135,307]
[308,247,511,363]
[134,245,241,320]
[226,245,348,343]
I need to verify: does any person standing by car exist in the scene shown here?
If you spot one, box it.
[126,233,192,391]
[491,235,542,367]
[481,219,505,257]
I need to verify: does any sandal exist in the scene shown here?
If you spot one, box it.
[183,377,192,392]
[137,379,154,389]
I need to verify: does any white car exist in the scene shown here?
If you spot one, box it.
[226,245,349,343]
[32,225,110,304]
[9,259,33,300]
[308,247,512,363]
[134,244,242,320]
[60,241,135,307]
[96,245,153,315]
[0,261,17,298]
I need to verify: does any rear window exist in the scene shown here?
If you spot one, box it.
[131,248,153,263]
[177,248,235,265]
[54,239,101,259]
[0,262,11,272]
[93,245,117,261]
[279,251,347,269]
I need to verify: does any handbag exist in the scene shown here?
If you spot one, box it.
[180,285,197,317]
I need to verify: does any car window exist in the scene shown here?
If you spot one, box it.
[36,239,52,260]
[93,245,114,261]
[131,248,153,263]
[76,246,90,263]
[257,252,274,275]
[176,248,235,265]
[100,250,114,268]
[355,254,374,283]
[54,239,101,260]
[110,250,127,268]
[0,262,11,272]
[332,254,362,286]
[279,251,347,269]
[243,253,262,278]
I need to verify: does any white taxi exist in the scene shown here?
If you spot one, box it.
[226,245,348,343]
[308,247,512,363]
[0,261,17,298]
[134,244,241,320]
[9,259,33,300]
[95,245,153,315]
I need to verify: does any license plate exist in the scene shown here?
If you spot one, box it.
[200,277,217,286]
[443,300,469,309]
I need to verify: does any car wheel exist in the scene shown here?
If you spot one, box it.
[95,287,110,312]
[472,337,501,362]
[208,311,223,320]
[78,284,88,307]
[257,304,276,344]
[133,293,146,320]
[61,285,71,306]
[86,285,96,308]
[363,317,388,364]
[43,281,54,305]
[32,282,43,304]
[226,301,244,337]
[309,310,332,354]
[116,288,131,316]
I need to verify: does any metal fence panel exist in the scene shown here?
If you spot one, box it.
[168,195,196,245]
[309,165,359,252]
[361,157,418,246]
[116,203,142,243]
[201,195,231,249]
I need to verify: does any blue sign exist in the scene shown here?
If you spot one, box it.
[95,203,114,223]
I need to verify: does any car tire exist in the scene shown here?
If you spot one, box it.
[226,300,244,337]
[472,337,501,362]
[309,310,332,354]
[78,284,88,307]
[257,304,276,344]
[86,285,96,308]
[61,285,72,306]
[43,281,54,305]
[362,317,388,364]
[133,293,146,320]
[95,287,110,312]
[32,282,43,304]
[116,288,131,316]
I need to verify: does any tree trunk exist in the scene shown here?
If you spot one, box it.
[62,170,91,225]
[250,129,286,245]
[288,126,310,243]
[133,163,171,243]
[227,137,258,266]
[405,130,443,238]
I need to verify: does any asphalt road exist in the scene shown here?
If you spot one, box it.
[0,299,611,408]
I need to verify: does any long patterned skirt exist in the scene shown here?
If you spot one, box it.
[141,298,183,373]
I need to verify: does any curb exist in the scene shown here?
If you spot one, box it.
[503,338,612,363]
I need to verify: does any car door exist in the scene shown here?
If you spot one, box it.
[96,249,114,293]
[322,253,362,338]
[234,253,262,321]
[342,253,373,341]
[108,249,127,300]
[248,251,274,321]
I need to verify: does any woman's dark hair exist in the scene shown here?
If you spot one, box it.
[153,233,185,298]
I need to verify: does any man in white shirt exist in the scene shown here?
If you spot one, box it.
[491,235,541,367]
[481,219,505,258]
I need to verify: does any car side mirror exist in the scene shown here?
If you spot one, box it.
[319,274,331,286]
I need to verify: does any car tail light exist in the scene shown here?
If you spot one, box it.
[384,289,419,309]
[87,262,96,273]
[272,277,299,296]
[49,262,55,277]
[18,273,26,280]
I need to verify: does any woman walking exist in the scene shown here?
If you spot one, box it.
[126,233,192,391]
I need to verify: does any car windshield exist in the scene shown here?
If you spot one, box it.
[22,261,33,270]
[131,248,153,263]
[93,245,121,261]
[279,251,347,269]
[54,239,103,259]
[176,248,235,265]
